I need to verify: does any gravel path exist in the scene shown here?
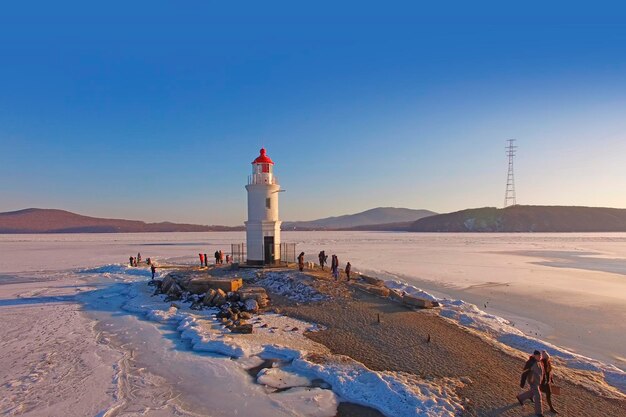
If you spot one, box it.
[270,273,626,417]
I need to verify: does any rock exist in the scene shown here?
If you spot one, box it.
[239,312,252,320]
[203,289,217,306]
[243,298,259,313]
[291,327,299,332]
[350,282,390,297]
[360,275,385,287]
[166,283,183,300]
[190,301,203,310]
[161,276,175,293]
[389,289,404,302]
[260,323,268,328]
[212,289,227,306]
[238,287,268,301]
[230,324,253,334]
[402,294,438,309]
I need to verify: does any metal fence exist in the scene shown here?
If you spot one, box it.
[231,241,296,264]
[280,242,296,263]
[230,243,246,264]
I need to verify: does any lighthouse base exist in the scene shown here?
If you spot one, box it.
[245,220,282,265]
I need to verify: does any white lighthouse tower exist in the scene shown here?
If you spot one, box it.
[245,148,282,265]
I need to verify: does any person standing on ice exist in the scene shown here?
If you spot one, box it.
[331,255,339,280]
[517,350,545,416]
[151,264,156,280]
[219,250,224,265]
[297,252,305,272]
[345,262,352,280]
[137,253,142,263]
[129,256,134,267]
[203,253,208,267]
[214,250,220,265]
[318,251,327,270]
[199,253,204,266]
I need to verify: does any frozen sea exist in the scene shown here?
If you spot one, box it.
[1,231,625,416]
[1,231,625,369]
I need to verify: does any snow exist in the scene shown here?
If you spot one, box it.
[270,387,339,417]
[120,277,464,416]
[255,272,328,302]
[2,231,626,415]
[257,367,312,389]
[386,279,626,395]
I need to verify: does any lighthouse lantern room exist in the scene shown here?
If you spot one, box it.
[245,148,282,265]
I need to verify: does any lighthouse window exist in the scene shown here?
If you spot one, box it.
[266,198,271,209]
[262,164,270,173]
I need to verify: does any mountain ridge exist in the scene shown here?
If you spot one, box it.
[0,208,244,233]
[282,207,437,230]
[409,205,626,232]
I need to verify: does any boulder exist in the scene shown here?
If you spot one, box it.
[203,289,217,306]
[360,275,385,287]
[402,294,439,309]
[238,287,267,300]
[389,289,405,302]
[212,289,227,306]
[229,324,253,334]
[161,276,175,293]
[181,277,243,294]
[166,283,183,299]
[351,282,390,297]
[244,298,259,313]
[239,312,252,320]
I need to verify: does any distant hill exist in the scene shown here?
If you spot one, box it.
[409,205,626,232]
[283,207,437,230]
[0,208,244,233]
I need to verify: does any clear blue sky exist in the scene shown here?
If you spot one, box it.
[1,2,625,225]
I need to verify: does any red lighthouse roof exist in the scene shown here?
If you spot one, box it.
[252,148,274,165]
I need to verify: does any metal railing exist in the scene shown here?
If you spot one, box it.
[248,174,279,185]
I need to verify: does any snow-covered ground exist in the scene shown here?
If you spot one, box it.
[0,234,467,416]
[1,231,625,415]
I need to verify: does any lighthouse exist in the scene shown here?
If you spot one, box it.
[245,148,282,265]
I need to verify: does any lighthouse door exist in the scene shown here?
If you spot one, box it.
[264,236,275,264]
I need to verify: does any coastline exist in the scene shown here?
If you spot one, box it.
[2,232,626,416]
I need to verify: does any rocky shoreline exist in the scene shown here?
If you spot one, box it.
[153,262,626,417]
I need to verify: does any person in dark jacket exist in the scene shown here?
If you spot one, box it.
[151,264,156,280]
[214,251,220,265]
[318,251,327,270]
[203,253,208,267]
[331,255,339,280]
[541,351,558,414]
[129,256,134,267]
[517,350,544,416]
[297,252,305,271]
[345,262,352,280]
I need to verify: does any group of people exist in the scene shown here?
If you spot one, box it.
[128,252,149,267]
[295,250,352,281]
[198,250,231,267]
[517,349,558,416]
[127,253,157,279]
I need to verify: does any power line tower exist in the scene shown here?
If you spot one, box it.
[504,139,517,207]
